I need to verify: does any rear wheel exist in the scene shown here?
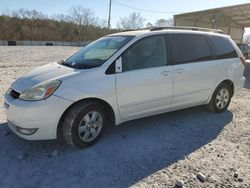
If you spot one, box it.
[207,83,232,113]
[62,101,106,148]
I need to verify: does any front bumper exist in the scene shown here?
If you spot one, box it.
[4,93,73,140]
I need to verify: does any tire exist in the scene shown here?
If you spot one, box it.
[62,101,107,148]
[206,83,232,113]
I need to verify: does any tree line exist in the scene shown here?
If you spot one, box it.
[0,5,173,42]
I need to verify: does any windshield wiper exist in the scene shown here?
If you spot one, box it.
[75,59,104,69]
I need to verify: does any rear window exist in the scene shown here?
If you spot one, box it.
[210,36,238,59]
[169,34,213,64]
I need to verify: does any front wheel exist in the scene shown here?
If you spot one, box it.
[62,101,107,148]
[206,83,232,113]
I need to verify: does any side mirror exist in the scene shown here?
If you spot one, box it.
[115,57,122,73]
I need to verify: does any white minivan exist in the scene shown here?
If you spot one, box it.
[4,27,246,148]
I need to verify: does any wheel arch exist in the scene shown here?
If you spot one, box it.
[206,79,234,103]
[57,97,116,140]
[206,79,234,112]
[207,79,235,104]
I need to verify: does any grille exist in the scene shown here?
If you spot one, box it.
[10,89,20,99]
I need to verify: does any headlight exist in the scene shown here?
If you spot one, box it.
[19,80,61,101]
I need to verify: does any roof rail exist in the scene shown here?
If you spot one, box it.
[150,26,226,34]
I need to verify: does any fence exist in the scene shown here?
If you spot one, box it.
[0,40,91,47]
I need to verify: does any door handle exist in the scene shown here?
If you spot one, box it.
[160,71,171,76]
[174,68,184,73]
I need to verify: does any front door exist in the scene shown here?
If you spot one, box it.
[115,35,173,120]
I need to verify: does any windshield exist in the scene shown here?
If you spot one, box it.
[61,35,134,69]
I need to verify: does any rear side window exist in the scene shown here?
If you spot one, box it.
[210,36,238,59]
[169,34,213,64]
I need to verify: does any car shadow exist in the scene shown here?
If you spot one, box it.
[0,106,232,187]
[244,63,250,88]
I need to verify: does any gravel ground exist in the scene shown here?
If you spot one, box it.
[0,46,249,188]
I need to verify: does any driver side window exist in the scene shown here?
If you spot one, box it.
[122,36,167,72]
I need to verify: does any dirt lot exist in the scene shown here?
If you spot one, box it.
[0,46,249,188]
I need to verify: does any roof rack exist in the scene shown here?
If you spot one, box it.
[150,26,226,34]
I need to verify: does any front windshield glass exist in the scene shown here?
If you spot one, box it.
[62,35,134,69]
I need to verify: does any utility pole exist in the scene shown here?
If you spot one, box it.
[108,0,112,30]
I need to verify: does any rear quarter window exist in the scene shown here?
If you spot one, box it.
[210,36,238,59]
[169,34,213,64]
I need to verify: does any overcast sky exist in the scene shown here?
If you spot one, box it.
[0,0,250,29]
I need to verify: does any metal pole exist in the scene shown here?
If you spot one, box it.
[108,0,112,30]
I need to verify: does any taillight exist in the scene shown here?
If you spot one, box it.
[240,57,246,66]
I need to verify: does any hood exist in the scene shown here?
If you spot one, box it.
[11,62,77,92]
